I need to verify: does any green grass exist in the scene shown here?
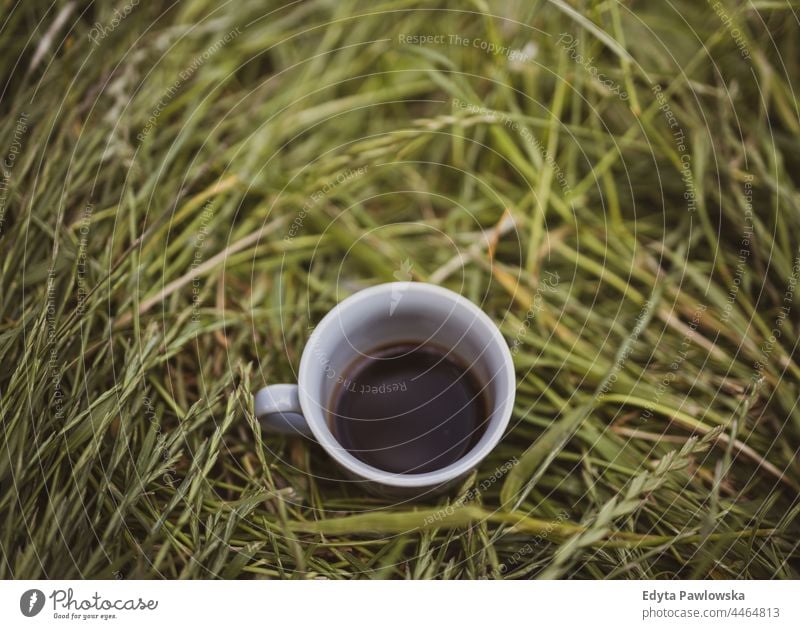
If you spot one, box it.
[1,0,799,579]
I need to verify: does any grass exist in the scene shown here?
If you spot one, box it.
[1,0,799,579]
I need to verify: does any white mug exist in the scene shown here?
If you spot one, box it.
[254,282,515,496]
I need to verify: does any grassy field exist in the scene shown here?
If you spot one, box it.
[1,0,799,579]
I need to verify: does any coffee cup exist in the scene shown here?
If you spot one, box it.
[253,282,515,496]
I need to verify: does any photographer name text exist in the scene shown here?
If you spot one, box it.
[643,589,745,603]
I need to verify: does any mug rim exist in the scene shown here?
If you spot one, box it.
[297,282,515,488]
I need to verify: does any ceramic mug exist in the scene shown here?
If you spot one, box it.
[253,282,515,496]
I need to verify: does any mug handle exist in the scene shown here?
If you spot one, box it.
[253,384,313,436]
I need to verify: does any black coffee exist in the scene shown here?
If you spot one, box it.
[330,343,489,474]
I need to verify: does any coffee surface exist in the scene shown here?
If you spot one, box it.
[330,343,488,474]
